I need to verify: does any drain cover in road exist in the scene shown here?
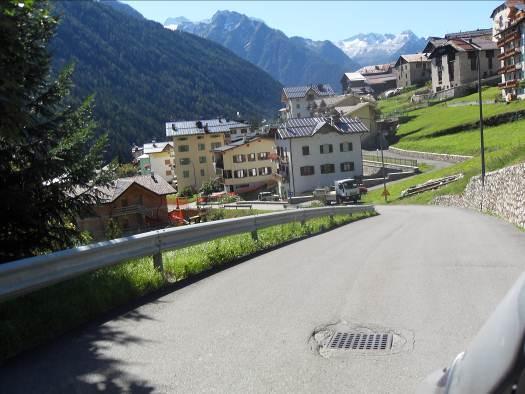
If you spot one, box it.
[328,331,393,351]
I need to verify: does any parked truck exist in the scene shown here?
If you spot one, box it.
[313,178,366,204]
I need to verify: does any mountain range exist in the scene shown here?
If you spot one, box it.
[168,12,427,77]
[337,31,428,66]
[168,11,361,91]
[50,1,282,160]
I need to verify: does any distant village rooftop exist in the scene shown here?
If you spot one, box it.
[394,53,430,67]
[143,141,173,154]
[428,36,497,59]
[166,118,250,137]
[282,84,335,99]
[277,116,368,139]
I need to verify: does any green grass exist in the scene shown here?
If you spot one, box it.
[0,211,375,363]
[363,144,525,205]
[395,100,525,141]
[445,86,501,104]
[396,118,525,156]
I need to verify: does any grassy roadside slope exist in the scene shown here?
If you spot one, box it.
[367,86,525,204]
[0,211,375,363]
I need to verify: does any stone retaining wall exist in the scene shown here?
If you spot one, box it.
[388,147,472,163]
[432,163,525,228]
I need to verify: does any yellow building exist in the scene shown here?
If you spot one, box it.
[212,136,278,194]
[165,118,250,192]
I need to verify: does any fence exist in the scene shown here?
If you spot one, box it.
[362,154,418,167]
[0,205,374,302]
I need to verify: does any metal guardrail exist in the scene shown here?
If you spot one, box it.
[0,206,374,302]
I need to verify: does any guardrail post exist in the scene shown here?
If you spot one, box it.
[153,234,164,275]
[153,252,164,273]
[251,217,258,241]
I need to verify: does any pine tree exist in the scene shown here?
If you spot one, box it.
[0,0,113,263]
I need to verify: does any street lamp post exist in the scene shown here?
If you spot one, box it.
[469,39,486,186]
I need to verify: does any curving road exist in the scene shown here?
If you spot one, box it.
[2,205,525,393]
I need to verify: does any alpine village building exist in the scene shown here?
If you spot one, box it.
[280,84,335,120]
[165,118,251,192]
[275,115,368,197]
[394,54,431,88]
[492,1,525,100]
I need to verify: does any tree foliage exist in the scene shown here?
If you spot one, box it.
[50,1,283,160]
[0,0,113,263]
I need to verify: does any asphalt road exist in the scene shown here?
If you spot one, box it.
[3,205,525,393]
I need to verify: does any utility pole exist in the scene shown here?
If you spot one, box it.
[467,38,486,186]
[378,132,388,203]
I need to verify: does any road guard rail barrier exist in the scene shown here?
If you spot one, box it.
[0,205,374,302]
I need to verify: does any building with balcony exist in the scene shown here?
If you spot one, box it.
[166,118,251,192]
[212,136,278,194]
[76,174,176,240]
[428,37,498,93]
[492,2,525,100]
[281,84,335,119]
[275,116,368,197]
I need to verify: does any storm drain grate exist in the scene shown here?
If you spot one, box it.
[328,331,393,351]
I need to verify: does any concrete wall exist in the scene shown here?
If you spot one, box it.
[432,162,525,228]
[388,147,473,163]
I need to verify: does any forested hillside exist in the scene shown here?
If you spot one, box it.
[51,1,282,160]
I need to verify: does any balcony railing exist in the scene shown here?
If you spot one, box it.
[497,31,520,47]
[498,79,519,89]
[497,47,521,60]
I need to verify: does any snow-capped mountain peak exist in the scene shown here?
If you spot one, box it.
[336,30,426,66]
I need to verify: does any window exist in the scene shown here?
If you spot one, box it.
[469,52,477,71]
[340,162,355,172]
[296,103,300,109]
[121,198,128,207]
[320,164,335,174]
[233,154,246,163]
[179,158,191,165]
[340,142,353,152]
[248,168,258,177]
[166,170,172,176]
[198,156,207,164]
[183,170,190,178]
[320,144,333,154]
[197,136,204,140]
[488,56,493,70]
[302,146,310,156]
[258,152,270,160]
[198,143,205,151]
[234,169,247,178]
[178,145,189,152]
[248,153,256,162]
[223,170,232,179]
[164,159,171,165]
[297,113,301,118]
[258,167,272,176]
[200,169,205,177]
[177,137,187,141]
[211,135,220,138]
[416,62,421,68]
[211,142,221,149]
[231,130,237,135]
[241,128,247,134]
[300,166,315,176]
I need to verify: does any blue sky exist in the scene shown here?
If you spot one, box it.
[122,1,502,41]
